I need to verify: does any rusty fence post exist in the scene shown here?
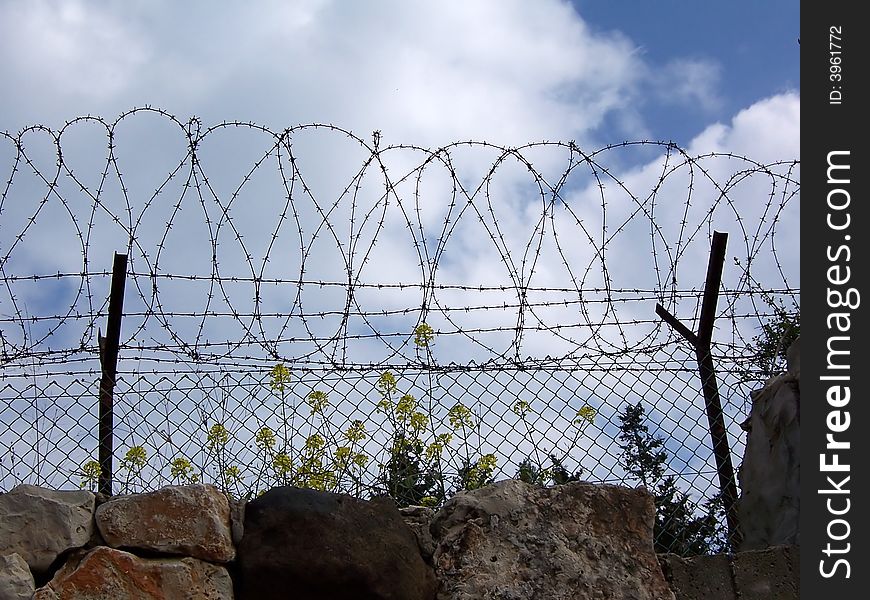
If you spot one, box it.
[98,252,128,496]
[655,231,743,549]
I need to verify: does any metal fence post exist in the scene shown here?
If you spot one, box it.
[655,231,742,549]
[98,252,128,496]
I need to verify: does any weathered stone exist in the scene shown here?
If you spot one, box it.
[431,479,674,600]
[737,351,800,551]
[400,505,437,562]
[0,484,95,574]
[33,546,233,600]
[658,553,735,600]
[236,486,436,600]
[0,553,36,600]
[228,494,247,546]
[732,545,799,600]
[95,484,234,563]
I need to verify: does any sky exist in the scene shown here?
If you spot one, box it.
[0,0,799,147]
[0,1,800,491]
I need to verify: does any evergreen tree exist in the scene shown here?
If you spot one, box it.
[617,401,726,556]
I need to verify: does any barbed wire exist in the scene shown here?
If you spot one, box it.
[1,108,798,553]
[1,107,798,368]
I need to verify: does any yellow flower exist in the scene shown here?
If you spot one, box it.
[409,411,428,433]
[270,363,291,392]
[170,457,196,482]
[396,394,416,419]
[308,471,336,492]
[305,433,325,451]
[574,405,596,427]
[78,460,101,488]
[224,466,242,483]
[334,446,352,466]
[512,400,530,418]
[377,371,398,395]
[273,452,292,476]
[478,453,497,472]
[345,420,367,444]
[307,390,329,413]
[207,423,230,451]
[122,446,148,469]
[255,426,276,450]
[414,323,435,348]
[448,403,475,430]
[425,442,443,461]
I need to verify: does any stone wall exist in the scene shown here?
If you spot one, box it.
[659,545,799,600]
[1,480,797,599]
[736,336,801,550]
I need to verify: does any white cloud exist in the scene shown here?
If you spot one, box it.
[0,0,149,108]
[687,91,800,161]
[0,0,799,494]
[650,58,723,113]
[1,0,650,146]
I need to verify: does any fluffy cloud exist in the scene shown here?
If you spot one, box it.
[0,0,798,361]
[0,1,149,109]
[1,0,645,145]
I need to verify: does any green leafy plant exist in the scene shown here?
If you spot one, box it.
[115,321,598,507]
[375,370,444,507]
[455,452,497,491]
[444,399,497,495]
[617,401,726,556]
[119,445,148,493]
[77,459,101,491]
[169,457,199,484]
[512,401,595,487]
[413,322,435,348]
[270,362,294,459]
[205,423,244,496]
[252,371,370,495]
[734,258,800,383]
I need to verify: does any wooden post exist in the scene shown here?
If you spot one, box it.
[98,252,128,496]
[655,231,742,549]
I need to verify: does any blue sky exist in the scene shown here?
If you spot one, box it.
[573,0,800,144]
[0,0,801,368]
[0,1,800,490]
[0,0,801,365]
[0,0,800,148]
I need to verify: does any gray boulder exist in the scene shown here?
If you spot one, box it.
[737,336,800,550]
[95,484,235,563]
[0,485,95,575]
[431,479,674,600]
[0,553,36,600]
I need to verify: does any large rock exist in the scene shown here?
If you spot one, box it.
[400,505,438,562]
[737,337,800,550]
[236,486,436,600]
[658,553,736,600]
[731,545,799,600]
[95,484,234,563]
[658,545,799,600]
[431,479,674,600]
[0,553,36,600]
[32,546,233,600]
[0,485,95,574]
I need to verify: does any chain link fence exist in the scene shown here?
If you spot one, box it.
[0,110,799,554]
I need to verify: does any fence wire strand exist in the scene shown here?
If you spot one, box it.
[1,108,799,554]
